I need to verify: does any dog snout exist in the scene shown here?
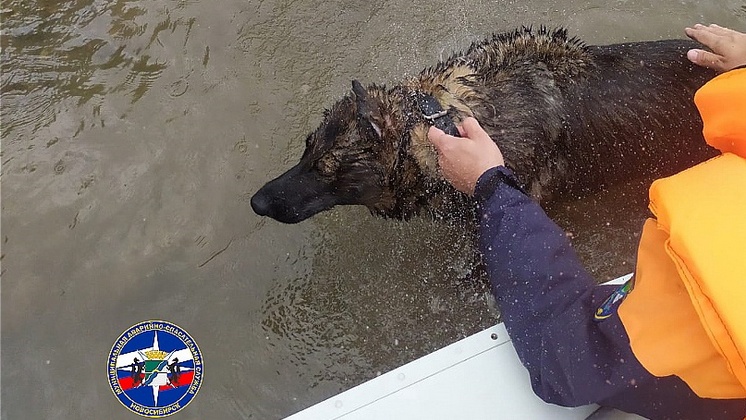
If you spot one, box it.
[250,163,344,223]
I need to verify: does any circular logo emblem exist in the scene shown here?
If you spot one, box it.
[107,320,204,417]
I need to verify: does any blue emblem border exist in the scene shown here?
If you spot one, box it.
[107,320,204,418]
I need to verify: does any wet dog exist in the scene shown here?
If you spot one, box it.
[251,27,716,224]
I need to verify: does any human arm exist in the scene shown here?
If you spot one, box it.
[428,121,645,406]
[474,166,651,406]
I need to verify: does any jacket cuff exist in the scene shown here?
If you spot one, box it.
[473,166,526,203]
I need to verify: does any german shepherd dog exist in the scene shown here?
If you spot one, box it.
[251,27,716,224]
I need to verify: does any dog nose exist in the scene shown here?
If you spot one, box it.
[250,192,270,216]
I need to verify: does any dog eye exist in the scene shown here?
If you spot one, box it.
[315,155,340,176]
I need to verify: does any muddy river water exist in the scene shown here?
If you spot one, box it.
[2,0,745,418]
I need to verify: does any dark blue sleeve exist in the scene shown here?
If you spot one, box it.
[474,167,644,406]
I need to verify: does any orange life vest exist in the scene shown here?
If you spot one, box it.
[618,68,746,399]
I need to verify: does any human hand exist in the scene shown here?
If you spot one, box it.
[685,23,746,72]
[428,117,505,196]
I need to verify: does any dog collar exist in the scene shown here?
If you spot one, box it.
[413,92,461,137]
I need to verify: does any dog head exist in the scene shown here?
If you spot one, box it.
[252,80,430,224]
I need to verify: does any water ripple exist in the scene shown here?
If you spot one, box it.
[1,0,196,142]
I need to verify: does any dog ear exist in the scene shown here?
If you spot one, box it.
[351,80,383,138]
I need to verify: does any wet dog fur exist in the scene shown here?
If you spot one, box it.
[251,27,717,224]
